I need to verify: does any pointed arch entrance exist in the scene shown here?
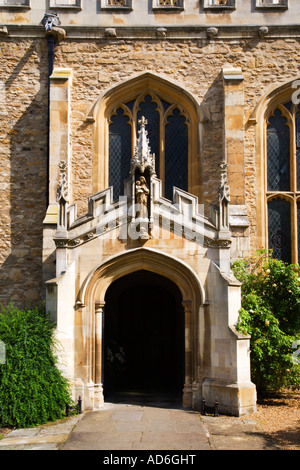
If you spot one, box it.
[78,247,205,409]
[103,270,185,402]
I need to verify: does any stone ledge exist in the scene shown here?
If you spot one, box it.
[2,24,300,40]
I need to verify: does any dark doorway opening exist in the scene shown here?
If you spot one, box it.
[103,270,185,405]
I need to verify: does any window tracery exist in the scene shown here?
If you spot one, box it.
[108,92,189,202]
[266,102,300,263]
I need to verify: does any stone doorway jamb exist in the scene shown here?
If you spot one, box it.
[93,300,105,409]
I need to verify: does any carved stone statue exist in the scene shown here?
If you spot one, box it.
[135,176,149,219]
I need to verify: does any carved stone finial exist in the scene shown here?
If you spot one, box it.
[131,116,155,175]
[57,161,69,230]
[219,162,230,204]
[218,162,230,231]
[57,160,69,204]
[138,116,148,128]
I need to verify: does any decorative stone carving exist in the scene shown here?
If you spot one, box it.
[258,26,269,38]
[207,27,219,39]
[57,161,69,204]
[218,162,230,230]
[57,161,69,229]
[219,163,230,205]
[0,26,8,36]
[42,13,61,31]
[104,28,117,38]
[156,28,167,38]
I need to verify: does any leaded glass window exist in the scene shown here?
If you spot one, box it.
[165,108,188,201]
[266,103,300,263]
[109,108,131,201]
[267,109,290,191]
[268,198,291,264]
[108,93,189,202]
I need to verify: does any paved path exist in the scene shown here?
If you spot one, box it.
[0,399,278,451]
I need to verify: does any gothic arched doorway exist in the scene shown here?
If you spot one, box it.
[103,270,185,403]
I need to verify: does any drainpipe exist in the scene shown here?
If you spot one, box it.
[41,14,66,206]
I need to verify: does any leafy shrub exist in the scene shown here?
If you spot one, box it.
[0,304,73,428]
[232,250,300,395]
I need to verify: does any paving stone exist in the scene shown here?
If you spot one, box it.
[0,402,279,451]
[111,410,143,421]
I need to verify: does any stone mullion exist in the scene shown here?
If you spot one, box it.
[290,112,298,263]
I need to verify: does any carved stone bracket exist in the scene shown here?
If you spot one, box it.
[204,237,232,248]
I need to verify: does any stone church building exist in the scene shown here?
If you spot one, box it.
[1,0,299,416]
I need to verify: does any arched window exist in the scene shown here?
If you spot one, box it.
[266,102,300,263]
[108,92,189,201]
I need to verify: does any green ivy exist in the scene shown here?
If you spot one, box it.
[232,250,300,395]
[0,304,73,428]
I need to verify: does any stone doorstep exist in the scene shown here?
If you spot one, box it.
[0,433,70,447]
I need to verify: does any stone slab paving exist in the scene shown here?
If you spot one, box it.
[61,403,211,451]
[0,402,279,451]
[0,415,84,450]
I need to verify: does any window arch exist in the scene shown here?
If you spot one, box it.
[89,73,202,204]
[266,101,300,263]
[108,92,189,201]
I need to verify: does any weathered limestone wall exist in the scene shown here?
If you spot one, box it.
[1,34,300,306]
[0,38,48,306]
[52,35,300,240]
